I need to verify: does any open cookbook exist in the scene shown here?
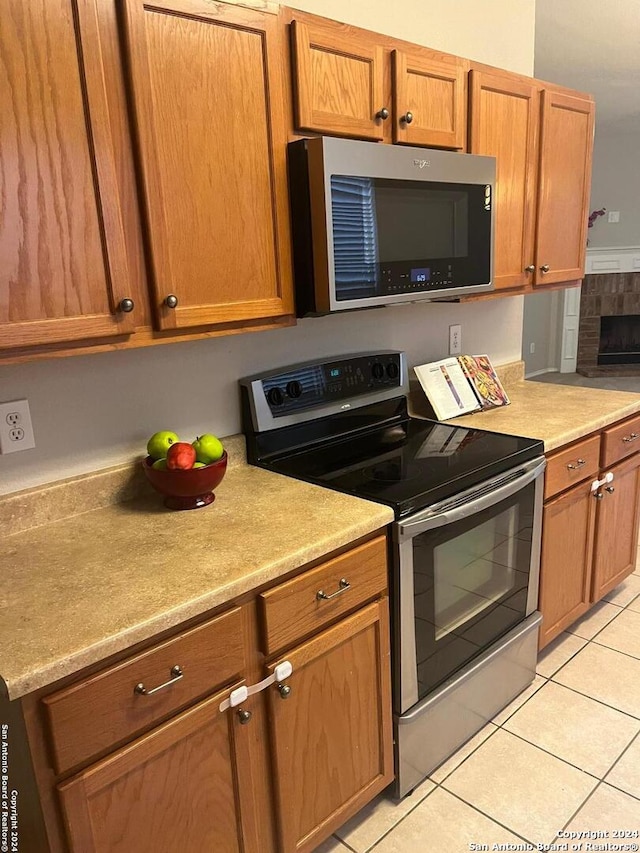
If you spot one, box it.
[413,354,510,421]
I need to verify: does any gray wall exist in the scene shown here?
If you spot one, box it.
[588,126,640,248]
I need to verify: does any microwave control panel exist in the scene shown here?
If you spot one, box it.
[260,353,403,416]
[378,261,454,295]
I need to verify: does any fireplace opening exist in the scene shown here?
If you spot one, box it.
[598,315,640,365]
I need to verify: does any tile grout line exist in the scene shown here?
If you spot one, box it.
[493,723,629,785]
[598,728,640,803]
[435,784,537,848]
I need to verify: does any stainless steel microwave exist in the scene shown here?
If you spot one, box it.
[288,137,496,315]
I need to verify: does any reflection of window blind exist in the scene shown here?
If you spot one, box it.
[330,176,379,297]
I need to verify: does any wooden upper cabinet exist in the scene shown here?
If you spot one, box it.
[120,1,294,331]
[534,90,595,287]
[469,70,539,290]
[392,49,467,149]
[291,19,386,141]
[0,0,135,350]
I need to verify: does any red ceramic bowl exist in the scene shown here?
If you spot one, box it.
[142,451,228,510]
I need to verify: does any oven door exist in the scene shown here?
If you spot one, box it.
[393,456,545,714]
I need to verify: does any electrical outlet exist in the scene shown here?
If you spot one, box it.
[0,400,35,454]
[608,210,620,223]
[529,343,536,354]
[449,324,462,355]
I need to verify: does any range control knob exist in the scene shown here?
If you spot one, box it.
[386,362,399,380]
[267,387,285,407]
[371,362,385,380]
[286,380,303,399]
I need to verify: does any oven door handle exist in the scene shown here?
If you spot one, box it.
[396,457,546,540]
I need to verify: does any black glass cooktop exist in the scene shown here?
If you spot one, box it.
[255,408,544,518]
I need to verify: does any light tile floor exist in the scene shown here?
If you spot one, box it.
[318,561,640,853]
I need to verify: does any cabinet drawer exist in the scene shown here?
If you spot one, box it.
[545,434,600,500]
[259,536,388,655]
[601,414,640,469]
[43,606,245,774]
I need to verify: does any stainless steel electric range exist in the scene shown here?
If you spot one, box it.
[240,351,545,798]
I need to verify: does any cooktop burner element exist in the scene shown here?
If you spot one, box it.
[240,352,543,517]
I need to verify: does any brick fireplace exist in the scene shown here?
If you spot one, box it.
[577,272,640,376]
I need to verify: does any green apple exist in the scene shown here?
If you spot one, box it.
[151,458,168,470]
[192,433,224,464]
[147,430,179,460]
[193,461,206,468]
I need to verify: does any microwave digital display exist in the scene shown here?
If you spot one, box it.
[411,268,431,283]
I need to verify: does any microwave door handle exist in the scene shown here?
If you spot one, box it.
[397,457,546,540]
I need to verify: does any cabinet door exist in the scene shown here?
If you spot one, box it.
[58,687,258,853]
[267,601,393,853]
[592,454,640,602]
[0,0,135,349]
[538,480,596,650]
[534,90,595,287]
[121,1,294,331]
[290,20,386,141]
[469,70,539,291]
[392,49,466,149]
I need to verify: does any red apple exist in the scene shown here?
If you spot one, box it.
[166,442,197,470]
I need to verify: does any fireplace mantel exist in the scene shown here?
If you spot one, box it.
[585,246,640,275]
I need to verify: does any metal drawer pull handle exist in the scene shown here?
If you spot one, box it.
[623,432,639,443]
[567,458,586,470]
[316,578,351,601]
[134,665,183,696]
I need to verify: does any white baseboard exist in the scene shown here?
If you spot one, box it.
[585,246,640,274]
[524,367,558,379]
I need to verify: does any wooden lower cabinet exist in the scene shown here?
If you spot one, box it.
[592,453,640,602]
[267,601,393,853]
[29,534,392,853]
[538,480,596,649]
[57,687,253,853]
[539,427,640,649]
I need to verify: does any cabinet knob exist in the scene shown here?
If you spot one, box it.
[401,111,414,125]
[237,709,252,725]
[594,492,603,500]
[605,485,615,494]
[277,683,292,699]
[164,294,179,309]
[118,297,135,313]
[376,107,390,120]
[540,265,550,274]
[525,265,535,273]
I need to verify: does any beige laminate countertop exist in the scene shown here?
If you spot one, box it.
[412,378,640,452]
[0,440,393,701]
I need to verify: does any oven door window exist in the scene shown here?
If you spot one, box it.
[329,175,491,300]
[412,485,534,699]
